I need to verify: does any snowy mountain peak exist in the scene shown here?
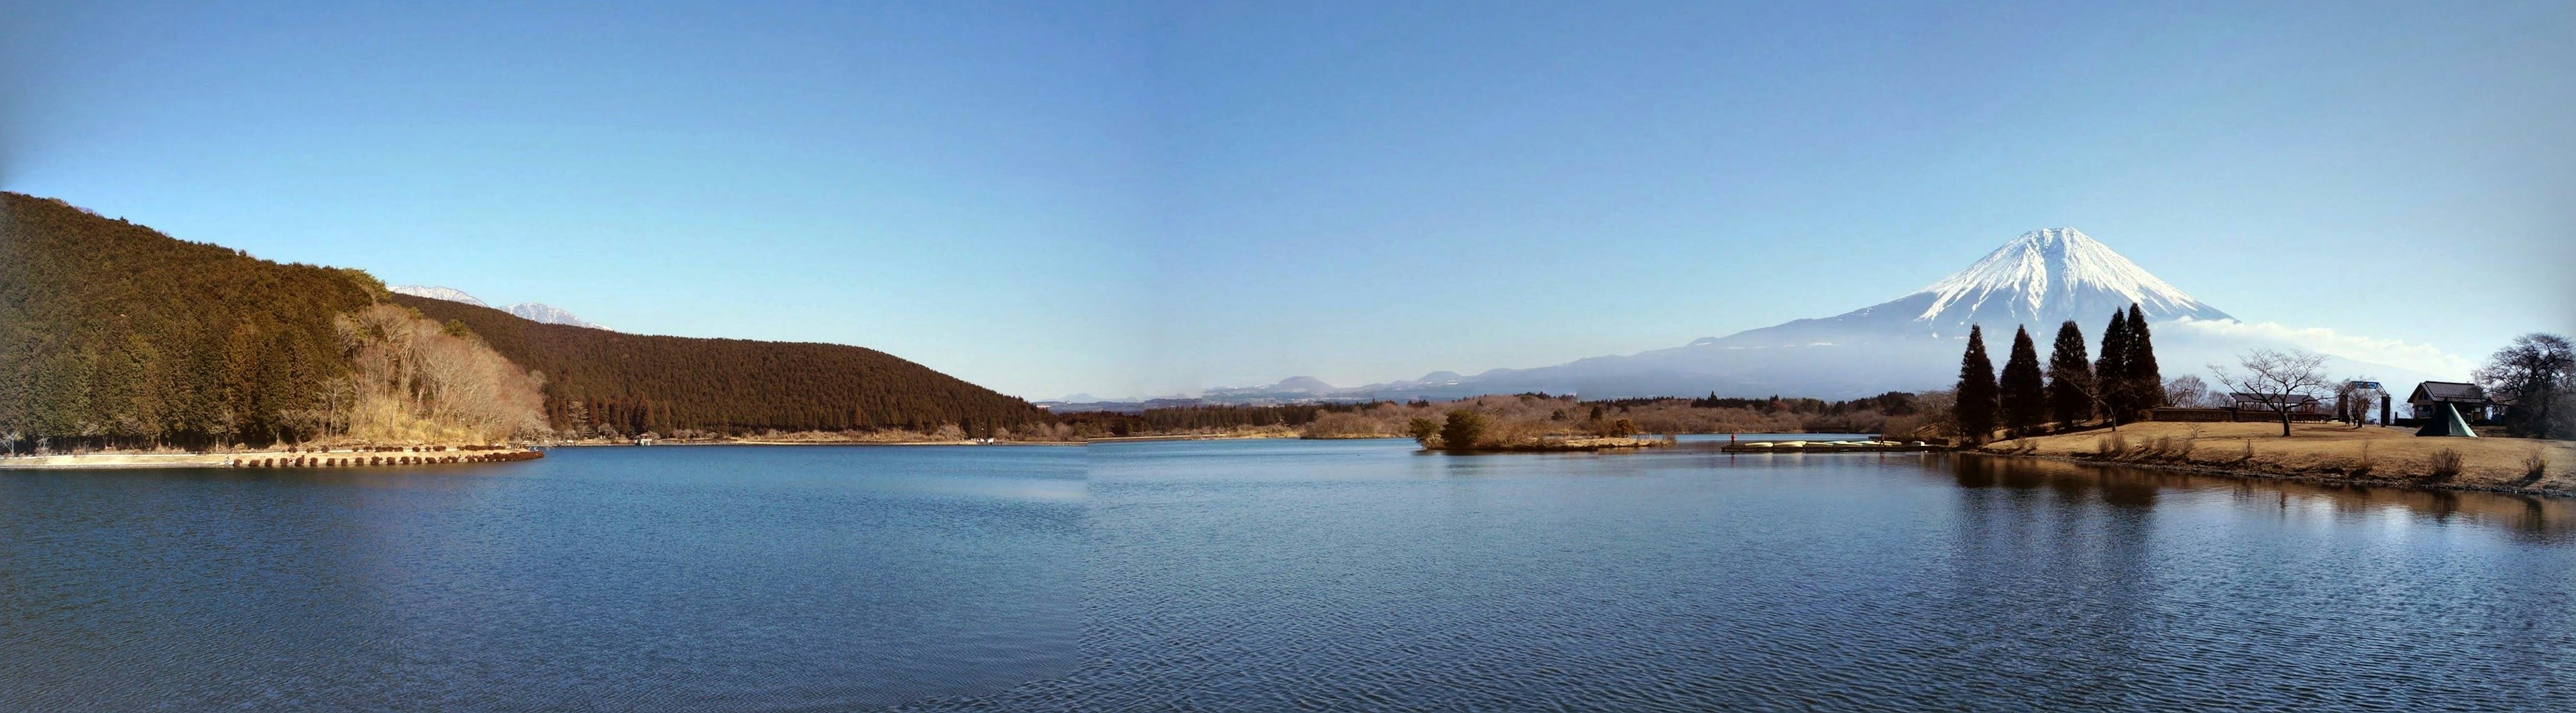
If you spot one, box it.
[505,303,608,330]
[1907,227,2225,329]
[388,285,607,330]
[387,284,488,308]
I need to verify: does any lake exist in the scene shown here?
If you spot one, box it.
[904,437,2576,711]
[7,439,2575,710]
[0,445,1083,710]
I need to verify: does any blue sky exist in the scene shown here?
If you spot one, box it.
[7,1,2570,399]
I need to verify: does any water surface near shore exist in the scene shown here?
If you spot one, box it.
[0,445,1082,710]
[907,438,2576,711]
[10,438,2573,710]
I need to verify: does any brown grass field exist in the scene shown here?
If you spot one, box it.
[1981,421,2576,496]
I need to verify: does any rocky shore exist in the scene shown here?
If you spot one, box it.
[1,445,544,470]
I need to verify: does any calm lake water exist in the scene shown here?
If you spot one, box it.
[8,439,2575,710]
[0,446,1083,710]
[904,437,2576,712]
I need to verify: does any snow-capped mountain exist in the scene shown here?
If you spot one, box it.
[1211,228,2436,401]
[386,284,488,308]
[1893,227,2229,333]
[388,285,608,330]
[1683,227,2230,350]
[504,303,606,330]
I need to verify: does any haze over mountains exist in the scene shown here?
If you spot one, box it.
[389,285,608,330]
[1134,228,2447,406]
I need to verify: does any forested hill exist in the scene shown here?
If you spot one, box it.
[1,192,379,449]
[1,190,1051,449]
[390,294,1051,437]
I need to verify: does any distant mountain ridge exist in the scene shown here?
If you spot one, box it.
[1199,227,2432,402]
[389,284,608,330]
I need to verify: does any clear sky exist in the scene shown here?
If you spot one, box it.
[7,1,2570,400]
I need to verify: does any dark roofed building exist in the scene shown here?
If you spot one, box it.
[2407,381,2496,421]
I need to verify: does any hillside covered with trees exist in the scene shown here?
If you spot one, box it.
[2,191,1046,451]
[3,193,368,449]
[390,294,1050,439]
[1,192,551,451]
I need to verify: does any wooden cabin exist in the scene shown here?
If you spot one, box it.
[2406,382,2496,422]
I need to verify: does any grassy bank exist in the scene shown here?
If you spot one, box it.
[1981,422,2576,496]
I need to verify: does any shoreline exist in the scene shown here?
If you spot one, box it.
[1970,450,2576,499]
[549,439,1085,447]
[1,447,544,471]
[1972,422,2574,499]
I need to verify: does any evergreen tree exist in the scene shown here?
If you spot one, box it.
[2096,311,2134,421]
[2125,303,2163,411]
[1955,325,1999,443]
[2046,320,2094,427]
[1998,325,2046,437]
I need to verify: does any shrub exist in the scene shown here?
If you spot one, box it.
[2524,447,2551,482]
[2240,440,2256,463]
[2352,442,2374,477]
[2096,433,2131,457]
[1407,417,1440,446]
[2426,448,2465,482]
[1440,410,1491,451]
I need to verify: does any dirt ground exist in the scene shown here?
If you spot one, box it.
[1982,421,2576,496]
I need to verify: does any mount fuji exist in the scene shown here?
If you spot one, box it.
[1222,228,2437,402]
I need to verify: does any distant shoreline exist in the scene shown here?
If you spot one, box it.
[1982,450,2576,499]
[1974,422,2575,499]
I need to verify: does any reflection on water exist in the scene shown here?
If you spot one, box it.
[13,439,2575,710]
[0,446,1081,711]
[907,439,2576,712]
[1945,452,2576,543]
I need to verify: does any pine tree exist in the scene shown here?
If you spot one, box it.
[2125,303,2162,411]
[2096,311,2134,423]
[1955,325,1999,443]
[1998,325,2047,437]
[2046,320,2094,427]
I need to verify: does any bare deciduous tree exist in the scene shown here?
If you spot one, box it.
[2475,333,2573,439]
[2163,375,2211,410]
[2210,349,2334,437]
[337,305,549,444]
[2334,378,2383,427]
